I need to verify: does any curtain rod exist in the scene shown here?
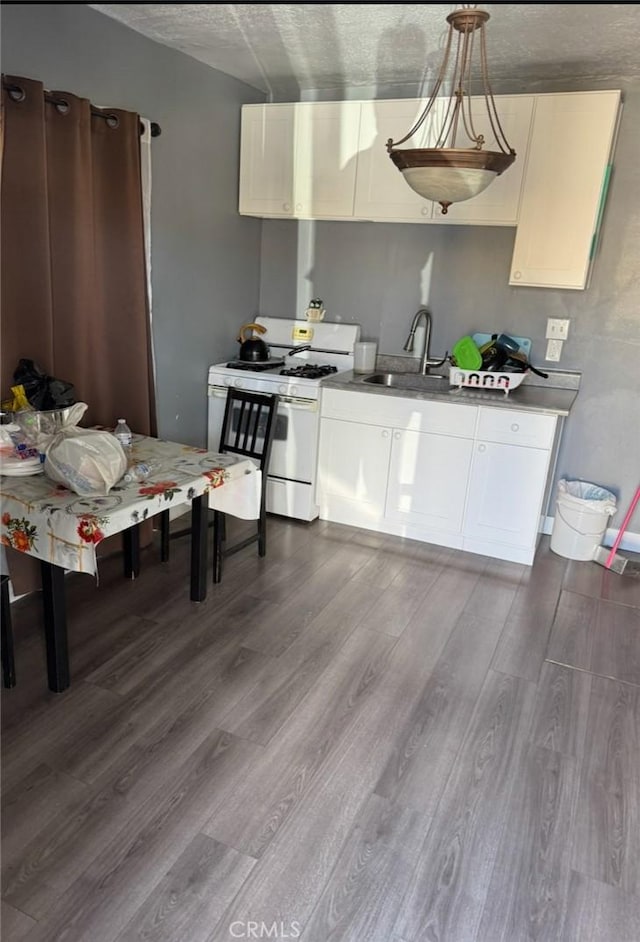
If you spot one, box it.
[2,81,161,137]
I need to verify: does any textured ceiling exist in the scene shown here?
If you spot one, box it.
[90,3,640,99]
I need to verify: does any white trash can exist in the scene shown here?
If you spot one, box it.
[550,479,617,560]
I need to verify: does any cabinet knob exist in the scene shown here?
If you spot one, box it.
[283,203,291,212]
[478,443,487,453]
[513,270,522,280]
[511,423,520,432]
[394,431,401,440]
[421,206,429,216]
[381,430,389,439]
[295,203,302,212]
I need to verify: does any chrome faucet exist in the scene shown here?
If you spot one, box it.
[403,308,448,375]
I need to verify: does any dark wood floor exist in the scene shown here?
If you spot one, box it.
[2,516,639,942]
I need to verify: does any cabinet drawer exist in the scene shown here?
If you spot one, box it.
[321,388,477,438]
[477,407,556,449]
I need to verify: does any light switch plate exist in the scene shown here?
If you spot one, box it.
[546,318,570,340]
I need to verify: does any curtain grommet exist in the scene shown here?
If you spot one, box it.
[7,84,26,103]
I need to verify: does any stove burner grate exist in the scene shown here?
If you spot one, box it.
[279,364,339,379]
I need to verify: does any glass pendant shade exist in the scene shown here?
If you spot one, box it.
[387,6,516,214]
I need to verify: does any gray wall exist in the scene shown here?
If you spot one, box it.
[260,78,640,523]
[1,3,265,447]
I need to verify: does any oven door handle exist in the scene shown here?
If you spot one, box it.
[278,396,318,411]
[208,386,317,411]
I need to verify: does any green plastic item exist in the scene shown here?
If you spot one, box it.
[452,336,482,370]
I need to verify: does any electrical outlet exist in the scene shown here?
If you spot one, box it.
[546,338,563,362]
[546,318,570,341]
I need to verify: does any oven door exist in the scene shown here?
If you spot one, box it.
[207,387,319,483]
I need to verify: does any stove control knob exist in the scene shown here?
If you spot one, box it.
[278,384,287,394]
[234,378,244,388]
[290,385,298,397]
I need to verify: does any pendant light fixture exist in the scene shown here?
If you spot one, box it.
[387,4,515,215]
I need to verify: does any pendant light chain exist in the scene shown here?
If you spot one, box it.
[387,23,455,151]
[479,26,513,156]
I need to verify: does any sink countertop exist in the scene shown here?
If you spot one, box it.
[323,365,580,417]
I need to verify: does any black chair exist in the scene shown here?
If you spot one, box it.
[159,388,278,583]
[1,574,16,687]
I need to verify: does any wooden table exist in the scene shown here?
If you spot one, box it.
[0,435,260,692]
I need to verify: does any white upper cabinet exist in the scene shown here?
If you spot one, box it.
[353,98,438,222]
[239,102,361,219]
[509,90,622,289]
[431,95,535,226]
[239,91,621,289]
[239,104,296,216]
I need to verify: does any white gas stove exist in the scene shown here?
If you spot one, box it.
[208,316,361,521]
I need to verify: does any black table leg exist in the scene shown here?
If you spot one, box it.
[190,495,208,602]
[40,561,69,693]
[1,575,16,688]
[123,526,140,579]
[160,509,170,562]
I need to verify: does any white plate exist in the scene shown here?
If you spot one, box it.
[0,463,44,476]
[1,455,41,468]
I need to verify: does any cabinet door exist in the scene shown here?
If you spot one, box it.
[385,430,473,534]
[354,99,438,221]
[239,104,295,216]
[510,90,621,289]
[317,418,391,528]
[239,102,361,219]
[294,102,361,218]
[465,441,551,549]
[433,95,535,225]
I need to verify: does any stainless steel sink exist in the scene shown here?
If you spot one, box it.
[360,372,450,392]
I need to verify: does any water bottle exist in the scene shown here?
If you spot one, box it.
[114,418,132,449]
[123,461,157,484]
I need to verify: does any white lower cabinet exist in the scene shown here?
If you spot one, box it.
[462,407,558,563]
[317,390,561,565]
[317,417,391,528]
[317,389,477,548]
[385,430,472,539]
[464,441,552,561]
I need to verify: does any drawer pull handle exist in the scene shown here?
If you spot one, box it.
[382,430,389,438]
[511,423,520,432]
[394,432,401,440]
[478,443,487,453]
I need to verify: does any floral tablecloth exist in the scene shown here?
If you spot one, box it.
[0,435,260,576]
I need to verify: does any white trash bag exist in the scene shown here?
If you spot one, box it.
[44,407,127,496]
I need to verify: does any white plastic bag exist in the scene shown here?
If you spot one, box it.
[44,427,127,496]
